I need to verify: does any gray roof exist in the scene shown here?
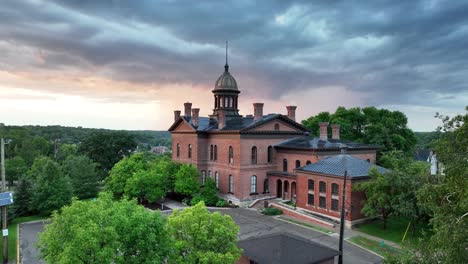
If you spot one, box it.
[275,136,379,150]
[297,154,388,178]
[238,232,339,264]
[214,68,238,91]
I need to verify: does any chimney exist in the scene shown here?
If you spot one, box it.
[319,122,329,140]
[192,108,200,127]
[253,103,264,121]
[174,110,181,122]
[286,106,297,121]
[184,102,192,117]
[331,124,340,140]
[218,111,225,129]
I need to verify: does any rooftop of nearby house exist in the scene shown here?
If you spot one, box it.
[238,232,339,264]
[296,154,388,178]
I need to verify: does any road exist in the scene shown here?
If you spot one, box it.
[19,221,46,264]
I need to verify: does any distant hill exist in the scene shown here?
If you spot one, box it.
[0,124,171,150]
[414,131,441,150]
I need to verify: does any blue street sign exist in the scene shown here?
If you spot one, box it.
[0,192,13,207]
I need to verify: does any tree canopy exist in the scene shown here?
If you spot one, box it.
[62,155,99,199]
[38,192,170,264]
[174,164,200,197]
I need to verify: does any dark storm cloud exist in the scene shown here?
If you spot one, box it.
[1,0,467,107]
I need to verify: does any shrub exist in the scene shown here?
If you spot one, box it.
[215,200,228,207]
[261,207,283,216]
[190,196,203,206]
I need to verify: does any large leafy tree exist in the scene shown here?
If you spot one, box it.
[38,192,170,264]
[167,202,242,264]
[62,155,99,199]
[152,158,181,193]
[124,170,166,203]
[79,131,137,177]
[301,106,417,160]
[29,157,73,215]
[174,164,200,197]
[5,156,28,185]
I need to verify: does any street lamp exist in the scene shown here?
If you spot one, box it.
[338,145,348,264]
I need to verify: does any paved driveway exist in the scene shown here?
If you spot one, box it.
[19,208,381,264]
[19,221,46,264]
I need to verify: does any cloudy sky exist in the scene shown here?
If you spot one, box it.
[1,0,467,131]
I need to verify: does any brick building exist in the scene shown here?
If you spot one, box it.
[169,58,386,224]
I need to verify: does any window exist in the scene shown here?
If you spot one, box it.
[176,143,180,158]
[274,123,280,131]
[331,198,339,211]
[210,145,213,160]
[251,146,257,164]
[332,183,339,195]
[228,175,233,193]
[319,181,326,193]
[208,170,212,178]
[214,145,218,161]
[283,159,288,172]
[220,97,223,107]
[308,179,314,191]
[306,160,311,165]
[229,97,233,108]
[267,146,273,163]
[250,175,257,193]
[263,179,269,193]
[201,170,206,185]
[295,160,301,168]
[229,146,234,164]
[215,172,219,189]
[224,97,228,108]
[188,144,192,158]
[319,196,326,208]
[308,194,314,205]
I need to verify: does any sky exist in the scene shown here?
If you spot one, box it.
[0,0,467,131]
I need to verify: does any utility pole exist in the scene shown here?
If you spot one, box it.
[338,146,348,264]
[1,138,8,263]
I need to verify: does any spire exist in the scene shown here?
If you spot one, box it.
[224,40,229,72]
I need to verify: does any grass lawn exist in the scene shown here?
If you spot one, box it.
[354,217,429,244]
[0,215,48,261]
[277,216,335,234]
[348,235,402,257]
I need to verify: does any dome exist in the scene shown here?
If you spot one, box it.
[214,65,238,91]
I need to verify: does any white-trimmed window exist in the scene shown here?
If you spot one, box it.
[250,175,257,193]
[215,172,219,189]
[229,146,234,164]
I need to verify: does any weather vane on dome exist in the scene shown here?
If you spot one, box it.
[225,40,229,72]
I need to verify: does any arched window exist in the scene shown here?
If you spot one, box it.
[208,170,212,178]
[283,159,288,172]
[332,183,339,195]
[274,123,280,131]
[188,144,192,158]
[295,160,301,168]
[214,145,218,161]
[201,170,206,185]
[250,175,257,193]
[210,145,213,160]
[251,146,257,164]
[215,172,219,189]
[228,175,233,193]
[220,97,223,107]
[229,146,234,164]
[306,160,312,165]
[224,97,228,108]
[229,97,233,108]
[176,143,180,158]
[267,146,273,163]
[263,179,269,193]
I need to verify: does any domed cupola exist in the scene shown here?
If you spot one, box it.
[211,42,241,117]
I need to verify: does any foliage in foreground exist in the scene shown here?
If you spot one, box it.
[167,202,242,264]
[261,207,283,216]
[38,192,170,264]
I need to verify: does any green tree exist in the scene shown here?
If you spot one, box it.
[55,143,78,162]
[301,106,417,161]
[12,176,34,216]
[5,156,28,185]
[152,158,181,193]
[124,170,166,203]
[38,192,170,264]
[174,164,200,197]
[167,202,242,264]
[62,155,99,199]
[79,131,137,177]
[192,178,219,206]
[105,153,153,198]
[29,157,73,215]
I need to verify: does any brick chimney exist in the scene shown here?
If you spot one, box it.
[218,111,225,129]
[319,122,329,140]
[286,106,297,121]
[174,110,181,122]
[253,103,264,121]
[331,124,340,140]
[184,102,192,117]
[192,108,200,127]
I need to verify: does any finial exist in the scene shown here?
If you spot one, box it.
[224,40,229,72]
